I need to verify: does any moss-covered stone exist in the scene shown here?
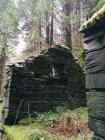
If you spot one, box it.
[59,44,70,50]
[80,4,105,30]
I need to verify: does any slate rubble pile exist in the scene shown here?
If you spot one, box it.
[2,45,85,124]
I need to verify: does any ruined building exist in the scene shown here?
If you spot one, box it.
[1,45,85,124]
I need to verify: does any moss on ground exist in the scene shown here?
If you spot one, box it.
[80,4,105,30]
[1,107,92,140]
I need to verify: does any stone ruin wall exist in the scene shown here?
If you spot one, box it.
[1,45,85,124]
[80,14,105,139]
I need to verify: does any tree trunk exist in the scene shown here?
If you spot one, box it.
[45,11,50,45]
[39,22,42,47]
[0,40,6,97]
[0,56,5,97]
[63,0,72,51]
[49,0,54,46]
[76,0,82,47]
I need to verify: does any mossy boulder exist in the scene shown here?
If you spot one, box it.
[80,4,105,30]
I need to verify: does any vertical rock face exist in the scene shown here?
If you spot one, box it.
[2,45,85,124]
[80,16,105,139]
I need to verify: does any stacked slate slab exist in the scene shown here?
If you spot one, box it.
[80,14,105,139]
[2,45,85,124]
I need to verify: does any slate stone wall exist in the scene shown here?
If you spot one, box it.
[80,20,105,140]
[2,45,85,124]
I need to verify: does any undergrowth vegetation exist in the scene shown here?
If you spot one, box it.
[1,106,92,140]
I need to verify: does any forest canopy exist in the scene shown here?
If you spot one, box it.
[0,0,105,55]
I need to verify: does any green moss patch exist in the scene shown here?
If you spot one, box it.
[80,4,105,30]
[59,45,70,50]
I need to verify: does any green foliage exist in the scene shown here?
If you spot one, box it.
[77,48,84,69]
[0,0,20,57]
[17,0,55,45]
[28,128,66,140]
[67,107,88,119]
[6,6,20,32]
[27,31,42,44]
[2,107,90,140]
[28,107,90,140]
[3,125,26,140]
[0,0,19,34]
[36,0,53,21]
[35,111,58,126]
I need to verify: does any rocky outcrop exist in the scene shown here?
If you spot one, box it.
[80,9,105,140]
[2,45,85,124]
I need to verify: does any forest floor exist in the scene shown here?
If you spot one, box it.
[0,105,93,140]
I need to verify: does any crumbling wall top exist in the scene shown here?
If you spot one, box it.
[80,4,105,34]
